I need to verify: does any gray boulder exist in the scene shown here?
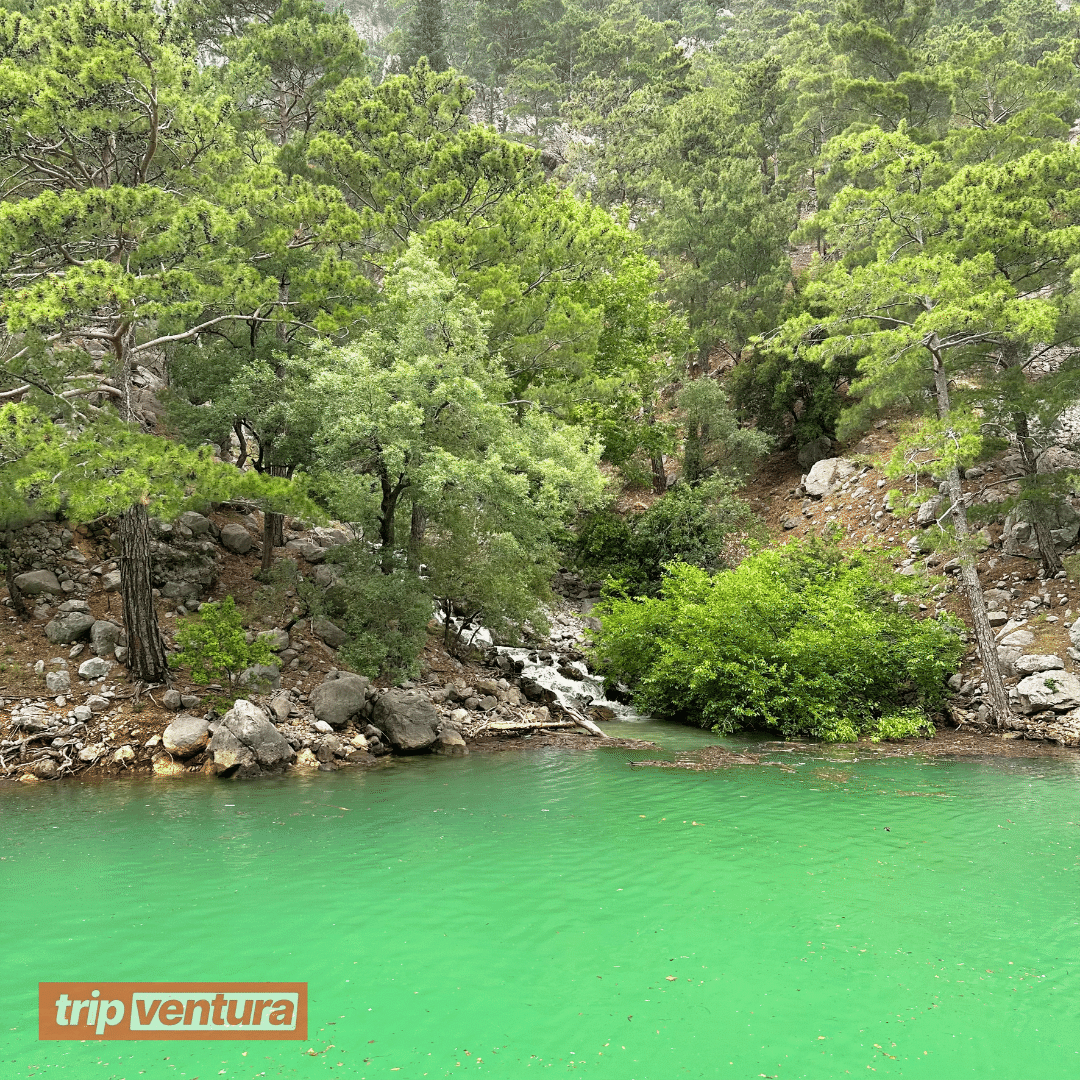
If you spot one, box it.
[372,690,439,752]
[1016,670,1080,713]
[45,611,95,644]
[178,511,211,535]
[916,495,944,526]
[1015,654,1065,676]
[797,436,832,471]
[208,699,295,775]
[219,523,253,554]
[312,617,347,649]
[102,570,122,592]
[284,538,326,563]
[237,663,281,692]
[803,457,858,498]
[258,628,291,652]
[13,569,63,596]
[90,619,122,657]
[78,657,111,680]
[433,727,468,756]
[163,714,210,758]
[996,646,1023,677]
[1000,629,1035,649]
[310,671,371,728]
[45,670,71,694]
[162,688,183,711]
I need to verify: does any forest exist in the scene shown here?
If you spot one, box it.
[3,0,1080,739]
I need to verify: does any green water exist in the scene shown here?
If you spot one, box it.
[3,720,1080,1078]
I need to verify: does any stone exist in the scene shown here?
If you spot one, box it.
[163,714,210,758]
[112,745,135,765]
[29,759,60,780]
[237,663,281,692]
[797,436,832,470]
[102,570,122,592]
[207,699,295,775]
[315,734,344,762]
[1000,630,1035,649]
[916,496,943,526]
[162,688,183,711]
[181,694,200,709]
[987,611,1009,626]
[45,611,95,644]
[219,523,253,554]
[432,727,468,756]
[258,628,291,652]
[313,719,334,734]
[781,516,799,530]
[178,511,211,535]
[89,620,122,657]
[78,657,111,680]
[152,753,188,777]
[13,569,63,596]
[372,690,440,752]
[72,705,92,722]
[78,745,103,762]
[45,670,70,694]
[311,526,351,548]
[479,695,498,712]
[1015,654,1065,675]
[284,538,326,563]
[58,599,91,613]
[85,695,110,712]
[294,748,319,769]
[312,617,347,649]
[313,564,343,588]
[1016,670,1080,713]
[269,695,291,724]
[803,457,858,498]
[310,671,371,728]
[996,646,1023,677]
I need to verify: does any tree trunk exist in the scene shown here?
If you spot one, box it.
[408,502,426,571]
[379,473,405,575]
[931,346,1011,724]
[118,501,168,683]
[1013,409,1062,575]
[259,464,290,574]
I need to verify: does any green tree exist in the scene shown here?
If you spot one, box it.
[401,0,450,71]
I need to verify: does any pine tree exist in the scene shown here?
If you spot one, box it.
[401,0,449,72]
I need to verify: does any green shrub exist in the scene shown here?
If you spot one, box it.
[170,597,277,697]
[575,479,761,595]
[592,540,963,741]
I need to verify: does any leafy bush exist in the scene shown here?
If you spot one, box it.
[310,544,432,683]
[592,540,963,741]
[575,479,761,595]
[170,597,277,697]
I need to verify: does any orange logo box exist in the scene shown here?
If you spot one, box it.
[39,983,307,1041]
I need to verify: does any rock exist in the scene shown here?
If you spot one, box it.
[1000,630,1035,649]
[85,695,110,712]
[449,707,469,726]
[987,611,1009,626]
[1069,619,1080,651]
[284,539,326,563]
[45,611,95,644]
[313,564,343,588]
[996,646,1023,677]
[1016,670,1080,712]
[163,714,210,757]
[258,628,291,652]
[178,511,211,535]
[102,570,122,592]
[219,523,254,554]
[916,496,943,526]
[90,620,123,657]
[432,727,468,756]
[13,570,63,596]
[72,705,92,722]
[372,690,440,752]
[181,693,200,709]
[310,671,371,728]
[313,719,334,734]
[29,759,61,779]
[1037,448,1080,475]
[797,436,832,470]
[294,747,319,769]
[312,617,347,649]
[269,695,291,724]
[315,735,344,762]
[311,526,351,548]
[78,657,111,680]
[803,457,858,498]
[112,745,135,764]
[237,663,281,692]
[162,688,183,711]
[781,516,799,530]
[1015,654,1065,675]
[207,699,295,775]
[152,753,188,777]
[479,694,498,712]
[45,670,70,694]
[78,745,103,762]
[58,599,91,613]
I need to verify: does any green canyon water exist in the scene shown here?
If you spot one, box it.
[3,719,1080,1078]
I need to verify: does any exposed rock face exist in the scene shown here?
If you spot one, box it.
[219,523,253,554]
[207,700,295,776]
[44,611,95,644]
[372,691,439,751]
[312,617,347,649]
[1016,670,1080,713]
[13,570,63,596]
[163,714,210,758]
[803,457,858,498]
[310,671,371,728]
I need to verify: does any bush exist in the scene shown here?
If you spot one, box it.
[591,540,963,741]
[170,597,277,698]
[575,480,761,595]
